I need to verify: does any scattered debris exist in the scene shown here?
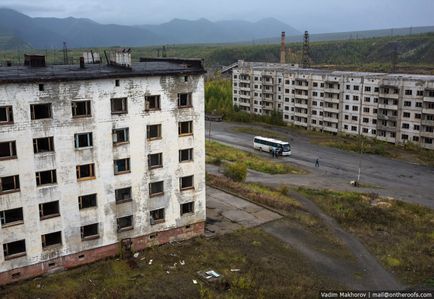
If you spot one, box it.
[140,257,146,261]
[169,253,178,257]
[36,284,41,289]
[180,260,185,266]
[133,252,139,258]
[230,269,240,272]
[166,271,170,274]
[148,259,153,265]
[197,270,230,291]
[192,279,198,285]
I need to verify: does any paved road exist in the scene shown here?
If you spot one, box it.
[207,121,434,208]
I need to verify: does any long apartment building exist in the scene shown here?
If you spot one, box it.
[232,60,434,150]
[0,54,206,284]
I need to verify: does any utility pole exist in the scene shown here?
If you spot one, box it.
[391,42,398,73]
[63,42,68,65]
[301,31,311,68]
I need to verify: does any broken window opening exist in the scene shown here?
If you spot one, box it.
[114,158,130,175]
[181,202,194,215]
[177,93,192,108]
[0,175,20,193]
[0,106,14,124]
[81,223,99,240]
[38,84,44,91]
[149,181,164,197]
[178,121,193,135]
[0,141,17,159]
[148,153,163,169]
[179,148,193,162]
[78,194,97,209]
[39,201,60,220]
[115,187,132,203]
[180,175,194,190]
[145,95,161,111]
[0,207,24,227]
[36,169,57,186]
[76,163,95,180]
[33,137,54,153]
[72,101,91,118]
[111,98,128,114]
[115,79,120,87]
[150,208,165,225]
[3,240,26,260]
[112,128,129,144]
[117,215,133,232]
[74,132,93,148]
[147,124,161,140]
[31,103,52,120]
[41,231,62,249]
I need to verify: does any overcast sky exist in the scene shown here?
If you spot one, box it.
[2,0,433,33]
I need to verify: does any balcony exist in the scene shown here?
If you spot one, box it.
[294,102,308,109]
[422,107,434,114]
[324,116,339,123]
[378,92,399,99]
[376,124,396,132]
[294,93,309,100]
[324,96,340,104]
[378,103,398,110]
[420,130,434,138]
[423,95,434,103]
[377,114,397,121]
[324,106,339,113]
[294,111,308,118]
[323,87,340,94]
[421,119,434,126]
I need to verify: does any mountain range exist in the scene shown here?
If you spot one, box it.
[0,8,299,49]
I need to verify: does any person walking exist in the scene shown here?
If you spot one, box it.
[315,158,320,168]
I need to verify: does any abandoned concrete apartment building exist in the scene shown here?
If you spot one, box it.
[0,53,206,284]
[232,60,434,150]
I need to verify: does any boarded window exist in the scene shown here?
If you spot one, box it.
[0,207,24,227]
[149,181,164,197]
[33,137,54,153]
[111,98,128,114]
[76,164,95,180]
[3,240,26,260]
[36,170,57,186]
[145,95,160,111]
[81,223,99,240]
[150,208,165,225]
[0,141,17,159]
[180,202,194,215]
[178,121,193,135]
[179,148,193,162]
[31,103,52,120]
[112,128,129,144]
[0,175,20,193]
[147,124,161,140]
[72,101,91,117]
[177,93,192,108]
[39,201,60,219]
[78,194,97,209]
[114,158,130,174]
[74,132,93,148]
[148,153,163,169]
[0,106,14,123]
[115,187,132,203]
[180,175,194,190]
[41,231,62,248]
[117,215,133,232]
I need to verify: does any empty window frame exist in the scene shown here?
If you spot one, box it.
[0,175,20,193]
[36,170,57,186]
[81,223,99,240]
[72,101,91,118]
[149,181,164,197]
[177,93,192,108]
[33,137,54,153]
[41,231,62,248]
[178,121,193,135]
[148,153,163,169]
[180,175,194,190]
[0,106,14,124]
[145,95,161,111]
[78,194,97,209]
[180,202,194,215]
[147,124,161,140]
[117,215,133,232]
[74,132,93,148]
[112,128,129,144]
[0,141,17,159]
[179,148,193,162]
[0,207,24,227]
[114,158,130,175]
[111,98,128,114]
[150,208,165,225]
[39,201,60,220]
[30,103,52,120]
[3,240,26,260]
[76,164,95,180]
[115,187,132,203]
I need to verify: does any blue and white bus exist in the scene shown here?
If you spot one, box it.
[253,136,291,156]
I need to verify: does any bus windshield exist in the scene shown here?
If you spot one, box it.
[282,144,290,152]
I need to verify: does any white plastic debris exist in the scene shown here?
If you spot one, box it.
[133,253,139,258]
[230,269,240,272]
[180,260,185,266]
[148,259,153,265]
[192,279,198,284]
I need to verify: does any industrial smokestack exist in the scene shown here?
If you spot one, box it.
[280,32,286,64]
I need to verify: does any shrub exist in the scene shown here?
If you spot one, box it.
[223,162,247,182]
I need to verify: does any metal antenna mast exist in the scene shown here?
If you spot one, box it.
[301,31,311,68]
[63,42,69,65]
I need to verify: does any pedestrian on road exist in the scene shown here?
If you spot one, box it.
[271,148,276,158]
[315,158,320,168]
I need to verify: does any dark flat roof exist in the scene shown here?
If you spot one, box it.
[0,58,205,84]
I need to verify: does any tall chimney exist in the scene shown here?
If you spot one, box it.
[280,31,286,64]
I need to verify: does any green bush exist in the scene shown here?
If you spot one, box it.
[223,162,247,182]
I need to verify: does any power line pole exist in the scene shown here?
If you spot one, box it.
[301,31,311,68]
[63,42,68,65]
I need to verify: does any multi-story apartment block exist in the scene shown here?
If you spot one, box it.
[0,54,206,284]
[232,60,434,150]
